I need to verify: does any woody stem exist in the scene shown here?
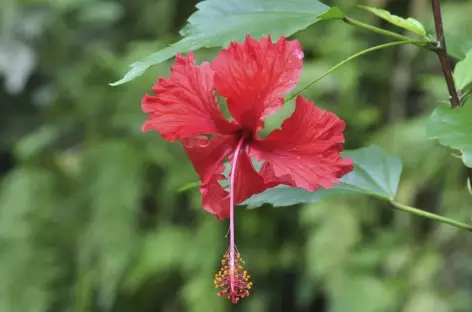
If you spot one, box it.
[431,0,461,108]
[229,137,246,291]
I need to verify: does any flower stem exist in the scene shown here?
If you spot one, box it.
[229,137,246,291]
[286,40,428,102]
[431,0,461,108]
[389,200,472,231]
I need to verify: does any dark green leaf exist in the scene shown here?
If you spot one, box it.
[111,0,344,86]
[244,145,403,208]
[427,103,472,168]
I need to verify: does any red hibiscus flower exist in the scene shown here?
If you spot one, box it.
[142,35,353,304]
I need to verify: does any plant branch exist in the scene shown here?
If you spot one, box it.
[390,200,472,232]
[390,200,472,231]
[286,40,428,102]
[431,0,461,108]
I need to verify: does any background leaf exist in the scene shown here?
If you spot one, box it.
[111,0,344,85]
[427,103,472,168]
[244,145,403,208]
[328,273,397,312]
[76,141,143,310]
[440,1,472,60]
[453,49,472,92]
[359,5,426,36]
[0,169,60,312]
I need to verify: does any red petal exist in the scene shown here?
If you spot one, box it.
[211,35,303,132]
[181,135,235,220]
[208,150,271,221]
[232,149,273,205]
[142,53,237,141]
[201,177,230,221]
[250,96,353,191]
[181,135,236,185]
[182,136,271,220]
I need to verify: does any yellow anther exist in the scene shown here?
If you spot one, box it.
[214,247,252,304]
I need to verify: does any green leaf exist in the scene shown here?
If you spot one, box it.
[359,5,426,36]
[446,33,472,61]
[427,103,472,168]
[317,6,345,20]
[454,49,472,92]
[441,2,472,60]
[243,145,403,208]
[111,0,344,86]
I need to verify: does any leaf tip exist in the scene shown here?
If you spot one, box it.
[109,74,133,86]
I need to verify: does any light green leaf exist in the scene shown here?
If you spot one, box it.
[111,0,344,86]
[359,5,426,36]
[446,32,472,61]
[317,6,345,20]
[441,2,472,60]
[427,103,472,168]
[244,145,403,208]
[454,49,472,91]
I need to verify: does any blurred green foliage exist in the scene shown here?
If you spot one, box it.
[2,0,472,311]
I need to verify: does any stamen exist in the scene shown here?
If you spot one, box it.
[213,136,252,304]
[214,247,253,304]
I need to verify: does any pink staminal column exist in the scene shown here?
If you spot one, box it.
[213,137,253,304]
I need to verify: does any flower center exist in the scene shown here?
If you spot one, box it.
[213,136,252,304]
[235,128,253,144]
